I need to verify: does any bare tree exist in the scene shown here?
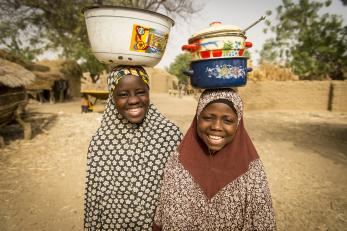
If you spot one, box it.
[0,0,202,80]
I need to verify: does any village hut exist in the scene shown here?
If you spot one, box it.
[145,67,179,93]
[27,60,82,103]
[0,58,36,141]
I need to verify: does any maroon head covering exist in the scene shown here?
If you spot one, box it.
[179,88,259,199]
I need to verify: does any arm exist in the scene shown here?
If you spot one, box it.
[152,165,165,231]
[152,182,164,231]
[84,141,101,230]
[244,159,277,231]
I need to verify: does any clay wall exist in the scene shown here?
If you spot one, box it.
[234,81,346,112]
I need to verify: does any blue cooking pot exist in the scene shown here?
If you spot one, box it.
[184,58,252,88]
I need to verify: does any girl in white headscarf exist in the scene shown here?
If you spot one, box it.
[84,66,182,230]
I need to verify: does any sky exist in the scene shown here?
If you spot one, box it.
[36,0,347,69]
[155,0,347,69]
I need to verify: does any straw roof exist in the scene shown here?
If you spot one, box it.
[0,50,82,91]
[0,49,49,72]
[0,58,36,87]
[36,60,64,78]
[27,71,62,90]
[27,59,82,90]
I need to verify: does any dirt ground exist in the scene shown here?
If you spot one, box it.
[0,93,346,231]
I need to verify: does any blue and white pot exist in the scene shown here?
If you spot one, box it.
[185,58,252,88]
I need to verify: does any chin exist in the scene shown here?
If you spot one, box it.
[128,116,145,124]
[208,144,225,152]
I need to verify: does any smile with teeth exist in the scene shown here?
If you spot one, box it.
[127,107,142,116]
[208,135,224,144]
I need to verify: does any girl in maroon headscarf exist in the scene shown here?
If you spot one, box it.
[153,88,276,230]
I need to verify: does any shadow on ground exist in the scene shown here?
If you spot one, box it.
[0,111,57,145]
[247,118,347,163]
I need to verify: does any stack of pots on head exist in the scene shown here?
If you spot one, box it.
[182,22,253,89]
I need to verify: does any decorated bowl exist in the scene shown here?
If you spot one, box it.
[83,5,174,66]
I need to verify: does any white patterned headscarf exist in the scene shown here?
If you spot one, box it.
[84,77,182,230]
[196,88,243,125]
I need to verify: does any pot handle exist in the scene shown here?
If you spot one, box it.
[182,44,200,52]
[243,16,266,33]
[245,42,253,48]
[182,69,194,77]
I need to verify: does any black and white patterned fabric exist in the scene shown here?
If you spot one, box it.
[84,97,182,230]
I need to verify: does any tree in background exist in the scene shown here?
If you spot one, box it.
[259,0,347,80]
[167,52,191,84]
[0,0,200,82]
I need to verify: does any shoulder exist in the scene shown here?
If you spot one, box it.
[248,159,266,175]
[167,151,180,166]
[149,104,183,137]
[245,158,271,188]
[162,152,181,177]
[164,119,182,136]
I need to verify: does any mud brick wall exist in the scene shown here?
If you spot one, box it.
[237,81,346,112]
[149,75,170,93]
[68,76,81,98]
[331,81,347,112]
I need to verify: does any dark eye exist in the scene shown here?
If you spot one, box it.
[116,92,128,98]
[201,115,213,121]
[223,118,236,124]
[136,89,147,96]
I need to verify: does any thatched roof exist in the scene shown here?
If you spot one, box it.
[0,50,82,91]
[0,58,36,87]
[27,59,82,90]
[249,62,299,81]
[36,60,64,78]
[27,72,62,90]
[0,49,49,72]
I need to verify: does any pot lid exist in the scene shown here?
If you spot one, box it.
[189,22,245,42]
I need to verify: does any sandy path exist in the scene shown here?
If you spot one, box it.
[0,93,346,231]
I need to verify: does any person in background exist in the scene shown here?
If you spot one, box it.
[153,88,276,230]
[84,66,182,230]
[81,94,90,113]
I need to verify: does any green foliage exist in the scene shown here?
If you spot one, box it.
[0,0,200,78]
[168,53,192,84]
[260,0,347,80]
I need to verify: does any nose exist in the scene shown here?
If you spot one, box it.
[211,119,223,131]
[127,95,140,105]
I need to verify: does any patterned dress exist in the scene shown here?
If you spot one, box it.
[153,89,276,230]
[154,153,276,230]
[84,98,182,230]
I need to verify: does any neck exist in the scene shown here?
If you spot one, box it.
[208,148,216,156]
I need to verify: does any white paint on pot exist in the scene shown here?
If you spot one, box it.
[83,6,174,67]
[182,22,251,61]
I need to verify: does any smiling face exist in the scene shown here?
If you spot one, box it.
[112,75,150,124]
[197,102,238,153]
